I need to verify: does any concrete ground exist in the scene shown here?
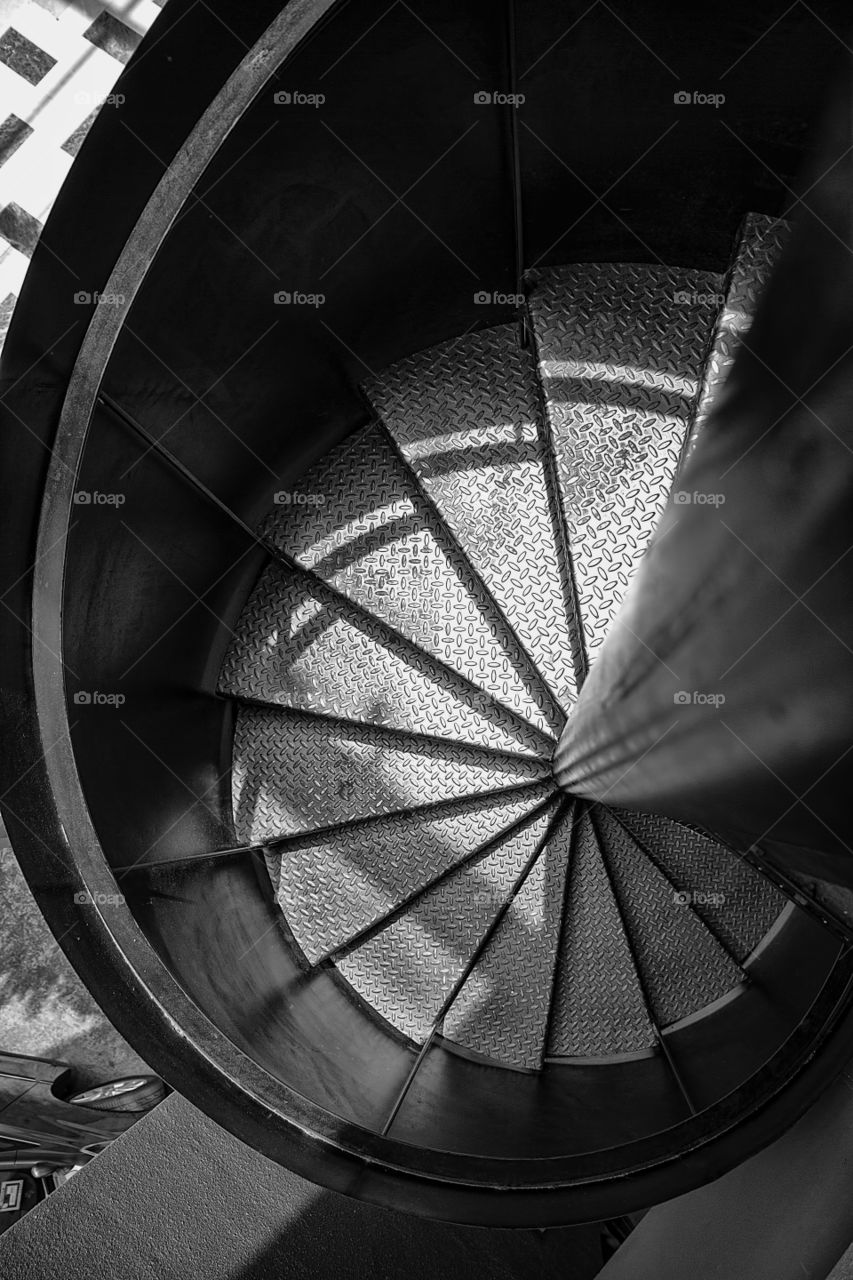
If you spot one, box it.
[0,1093,606,1279]
[0,820,152,1091]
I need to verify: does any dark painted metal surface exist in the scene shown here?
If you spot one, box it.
[2,0,853,1231]
[553,57,853,885]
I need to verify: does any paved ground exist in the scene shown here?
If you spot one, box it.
[0,820,151,1090]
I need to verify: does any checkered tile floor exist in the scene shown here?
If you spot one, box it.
[0,0,167,349]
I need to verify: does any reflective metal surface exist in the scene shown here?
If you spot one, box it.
[271,785,555,963]
[219,561,547,757]
[617,811,784,962]
[548,810,653,1056]
[531,262,722,658]
[261,423,560,737]
[339,806,557,1043]
[686,214,790,458]
[365,324,579,711]
[231,704,548,843]
[443,809,573,1068]
[596,810,743,1026]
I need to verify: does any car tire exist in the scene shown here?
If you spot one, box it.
[65,1075,168,1113]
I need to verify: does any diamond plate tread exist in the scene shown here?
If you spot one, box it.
[269,782,556,962]
[231,704,549,844]
[218,561,546,758]
[337,807,557,1043]
[548,809,653,1056]
[363,324,578,712]
[260,423,558,738]
[595,809,743,1027]
[617,810,784,962]
[442,807,574,1068]
[686,214,790,457]
[530,262,723,658]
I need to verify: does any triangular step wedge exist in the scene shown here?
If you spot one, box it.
[442,806,574,1068]
[271,783,556,962]
[685,213,790,459]
[218,561,547,758]
[548,809,653,1057]
[363,324,580,711]
[594,809,744,1027]
[337,805,558,1043]
[231,705,549,844]
[529,262,723,659]
[616,810,784,963]
[260,423,560,738]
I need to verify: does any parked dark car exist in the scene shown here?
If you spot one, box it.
[0,1050,167,1234]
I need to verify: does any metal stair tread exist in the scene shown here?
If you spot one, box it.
[259,422,559,738]
[337,807,557,1044]
[616,809,785,962]
[363,323,579,712]
[548,808,654,1056]
[218,560,547,758]
[595,809,744,1027]
[530,261,723,659]
[268,783,556,963]
[230,703,549,844]
[443,806,575,1068]
[686,213,791,457]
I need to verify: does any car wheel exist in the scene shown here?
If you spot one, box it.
[65,1075,167,1113]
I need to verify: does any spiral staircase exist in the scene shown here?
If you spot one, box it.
[217,216,798,1090]
[2,1,853,1272]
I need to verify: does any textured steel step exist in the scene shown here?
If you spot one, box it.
[268,783,556,963]
[363,324,579,711]
[260,423,561,738]
[338,805,558,1043]
[442,806,574,1068]
[616,810,784,963]
[685,213,790,458]
[595,810,744,1027]
[231,705,550,844]
[218,561,547,758]
[548,808,653,1057]
[223,244,794,1077]
[530,262,723,658]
